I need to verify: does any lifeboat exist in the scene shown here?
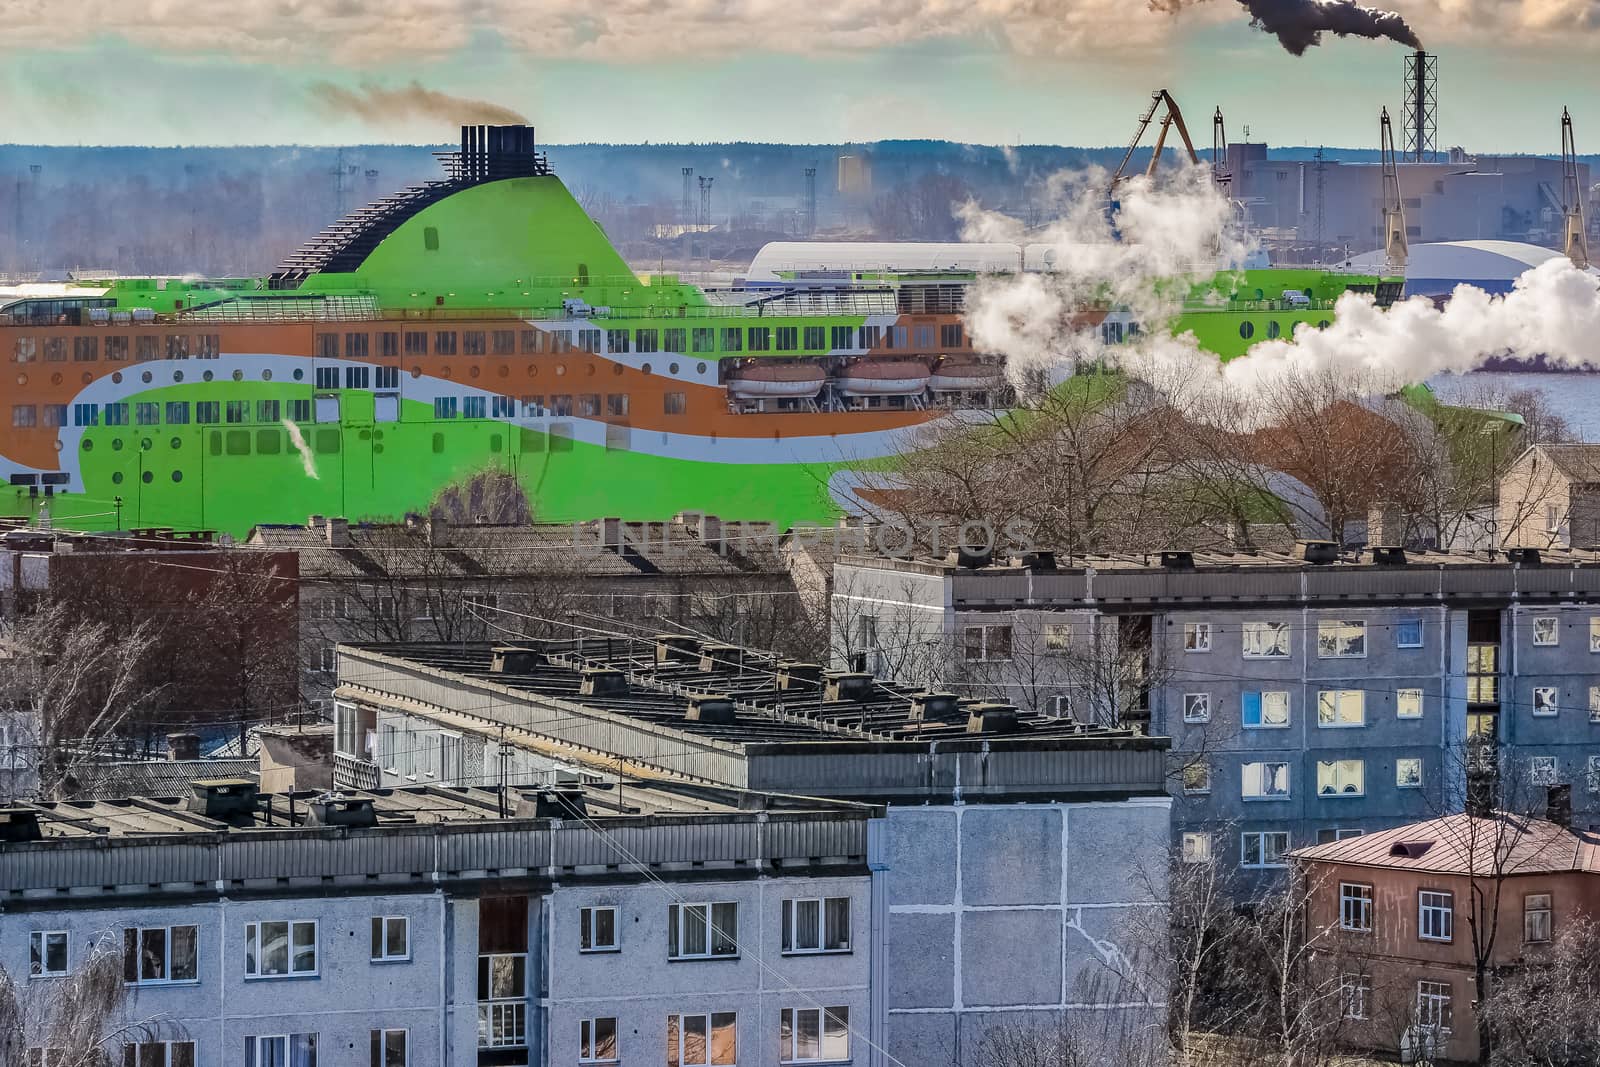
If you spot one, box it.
[835,360,932,396]
[929,360,1002,392]
[726,362,827,399]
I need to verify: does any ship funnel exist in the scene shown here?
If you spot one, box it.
[453,125,548,182]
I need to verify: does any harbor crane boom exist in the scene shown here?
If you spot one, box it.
[1111,89,1201,191]
[1212,107,1232,191]
[1562,107,1589,270]
[1380,107,1408,272]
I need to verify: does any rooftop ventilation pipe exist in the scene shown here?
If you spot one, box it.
[491,646,544,674]
[824,672,874,702]
[305,793,378,829]
[966,703,1020,734]
[685,694,738,725]
[187,779,259,822]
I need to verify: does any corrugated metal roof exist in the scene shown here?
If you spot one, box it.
[1292,812,1600,876]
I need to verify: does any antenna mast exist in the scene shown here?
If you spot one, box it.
[1380,108,1408,272]
[1211,107,1232,192]
[1562,108,1589,270]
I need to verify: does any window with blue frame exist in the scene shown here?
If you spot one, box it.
[463,396,486,418]
[1396,617,1424,648]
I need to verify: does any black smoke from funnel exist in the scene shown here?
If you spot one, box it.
[1152,0,1422,55]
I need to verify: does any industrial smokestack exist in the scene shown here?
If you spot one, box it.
[1152,0,1422,56]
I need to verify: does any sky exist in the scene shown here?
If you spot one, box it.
[0,0,1596,151]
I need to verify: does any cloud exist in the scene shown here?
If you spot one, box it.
[308,81,529,128]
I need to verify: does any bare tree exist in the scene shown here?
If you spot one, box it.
[1477,917,1600,1067]
[0,936,165,1066]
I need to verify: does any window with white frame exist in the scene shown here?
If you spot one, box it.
[1181,832,1212,864]
[1042,623,1072,651]
[1416,981,1453,1032]
[780,1006,850,1063]
[668,902,738,959]
[1419,891,1454,942]
[1397,758,1423,788]
[369,1029,407,1067]
[1318,619,1367,658]
[579,1018,619,1064]
[580,906,619,952]
[1242,690,1290,728]
[1546,504,1562,534]
[244,1034,316,1067]
[29,931,66,978]
[1242,620,1291,658]
[1182,762,1211,795]
[122,925,197,984]
[1533,687,1559,716]
[370,917,408,962]
[1317,827,1367,844]
[122,1042,194,1067]
[1318,689,1365,728]
[1183,622,1212,652]
[1242,762,1289,799]
[667,1012,737,1067]
[1340,883,1374,932]
[1524,893,1552,944]
[1397,688,1424,719]
[1395,617,1424,648]
[319,645,336,673]
[477,954,527,1048]
[962,624,1012,662]
[1317,759,1365,797]
[1591,617,1600,652]
[1590,687,1600,723]
[1183,693,1211,723]
[245,921,317,978]
[782,897,850,954]
[1531,756,1559,786]
[1532,616,1560,646]
[1240,831,1290,868]
[1341,973,1372,1020]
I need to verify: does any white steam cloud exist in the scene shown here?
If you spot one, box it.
[282,419,320,480]
[960,166,1600,425]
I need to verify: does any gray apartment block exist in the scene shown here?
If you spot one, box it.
[332,638,1173,1066]
[832,546,1600,881]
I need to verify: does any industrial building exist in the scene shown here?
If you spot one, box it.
[329,637,1174,1066]
[831,544,1600,880]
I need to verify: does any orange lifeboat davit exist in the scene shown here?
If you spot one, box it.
[835,360,932,396]
[726,362,827,399]
[929,360,1002,392]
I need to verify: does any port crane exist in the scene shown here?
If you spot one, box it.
[1211,107,1232,192]
[1380,107,1408,271]
[1111,89,1202,191]
[1562,107,1589,270]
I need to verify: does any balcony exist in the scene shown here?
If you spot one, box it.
[333,751,380,790]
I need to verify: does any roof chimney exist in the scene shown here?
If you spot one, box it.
[1508,547,1542,568]
[824,671,874,702]
[0,808,42,844]
[599,517,623,551]
[186,778,259,822]
[685,694,738,724]
[953,546,992,569]
[1298,539,1338,564]
[909,691,960,722]
[307,514,324,532]
[579,667,629,696]
[966,703,1020,734]
[426,512,449,548]
[166,732,201,762]
[654,634,701,664]
[698,643,743,672]
[305,793,377,829]
[491,646,544,674]
[1547,783,1573,829]
[516,787,589,820]
[325,516,350,547]
[1370,545,1407,566]
[777,661,822,690]
[1159,550,1195,571]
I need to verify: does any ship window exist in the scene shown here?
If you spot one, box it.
[378,331,399,358]
[73,404,99,427]
[136,336,159,362]
[44,338,66,362]
[43,404,67,428]
[256,430,281,454]
[345,332,370,359]
[74,337,98,361]
[404,331,428,356]
[635,329,659,353]
[135,403,160,426]
[940,323,963,347]
[141,470,152,483]
[831,325,853,350]
[606,394,629,417]
[257,400,281,422]
[315,429,340,454]
[463,331,486,356]
[604,329,629,354]
[1266,321,1281,339]
[374,366,399,389]
[165,335,189,360]
[13,337,35,363]
[721,328,742,352]
[165,402,189,425]
[196,402,220,424]
[434,397,458,419]
[315,367,339,389]
[492,330,516,355]
[344,366,370,389]
[579,328,602,353]
[491,395,516,418]
[226,401,249,424]
[892,326,909,348]
[226,430,251,456]
[776,327,798,351]
[434,331,457,356]
[424,226,440,251]
[1239,321,1255,341]
[550,330,573,353]
[663,328,686,353]
[105,336,128,361]
[463,396,486,418]
[551,394,574,416]
[692,328,715,353]
[198,334,220,359]
[578,394,600,417]
[664,392,687,416]
[105,403,129,426]
[859,325,881,349]
[915,326,935,348]
[748,327,772,352]
[520,396,544,417]
[1317,319,1331,329]
[803,326,825,350]
[289,399,311,422]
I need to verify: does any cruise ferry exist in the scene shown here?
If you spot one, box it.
[0,125,1403,535]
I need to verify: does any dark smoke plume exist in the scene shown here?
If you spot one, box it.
[308,81,529,127]
[1153,0,1422,55]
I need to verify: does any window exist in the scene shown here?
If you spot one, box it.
[668,902,738,959]
[136,336,158,361]
[1397,758,1423,788]
[346,332,371,359]
[165,335,188,359]
[1242,620,1290,658]
[225,400,250,424]
[1318,690,1365,728]
[106,335,128,361]
[1042,623,1072,651]
[1317,759,1365,797]
[1416,981,1453,1033]
[1591,617,1600,652]
[404,331,428,356]
[370,917,408,962]
[667,1012,736,1067]
[577,394,600,417]
[253,399,278,423]
[551,395,574,416]
[1340,884,1373,932]
[1590,756,1600,795]
[73,336,97,361]
[1182,762,1211,795]
[803,325,825,350]
[962,624,1012,662]
[781,897,850,954]
[580,1018,618,1064]
[42,404,66,427]
[1533,687,1559,716]
[1240,831,1290,868]
[463,396,487,419]
[1318,619,1367,658]
[344,365,370,389]
[580,906,618,952]
[314,366,339,389]
[605,393,629,417]
[316,333,339,359]
[664,392,686,415]
[691,327,715,353]
[940,322,964,347]
[1419,891,1453,942]
[748,326,771,351]
[434,397,458,419]
[434,330,457,355]
[122,925,198,984]
[1592,687,1600,723]
[1242,762,1289,800]
[780,1006,849,1063]
[12,404,37,428]
[1532,616,1560,646]
[1531,756,1559,786]
[1524,893,1552,944]
[72,403,99,427]
[245,1035,316,1067]
[1181,832,1212,863]
[1242,691,1290,729]
[1397,688,1424,719]
[1183,622,1212,652]
[663,328,686,353]
[29,931,67,977]
[634,328,659,352]
[369,1029,407,1067]
[1396,617,1424,648]
[775,326,798,351]
[245,920,317,978]
[1317,828,1366,844]
[1182,693,1211,723]
[135,401,160,426]
[477,953,527,1048]
[462,330,486,356]
[104,403,128,426]
[721,327,742,352]
[122,1042,194,1067]
[1337,973,1371,1020]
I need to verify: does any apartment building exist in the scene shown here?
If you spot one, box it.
[831,544,1600,878]
[0,776,873,1067]
[331,637,1174,1067]
[1498,443,1600,550]
[1293,799,1600,1062]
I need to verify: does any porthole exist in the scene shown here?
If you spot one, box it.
[555,364,566,376]
[1266,321,1281,339]
[50,373,61,386]
[262,369,273,381]
[173,370,183,382]
[612,364,624,376]
[82,439,93,452]
[641,363,652,375]
[498,365,509,378]
[1238,322,1255,341]
[1317,319,1331,330]
[232,369,244,381]
[112,439,124,451]
[696,362,707,375]
[141,371,153,383]
[111,471,122,484]
[442,366,452,379]
[112,372,123,384]
[82,372,93,385]
[528,365,538,377]
[15,374,25,386]
[293,368,305,381]
[170,436,182,450]
[53,439,62,452]
[585,363,595,376]
[141,470,153,484]
[171,470,183,483]
[203,370,214,382]
[411,366,422,378]
[669,362,680,374]
[140,438,153,451]
[469,366,480,379]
